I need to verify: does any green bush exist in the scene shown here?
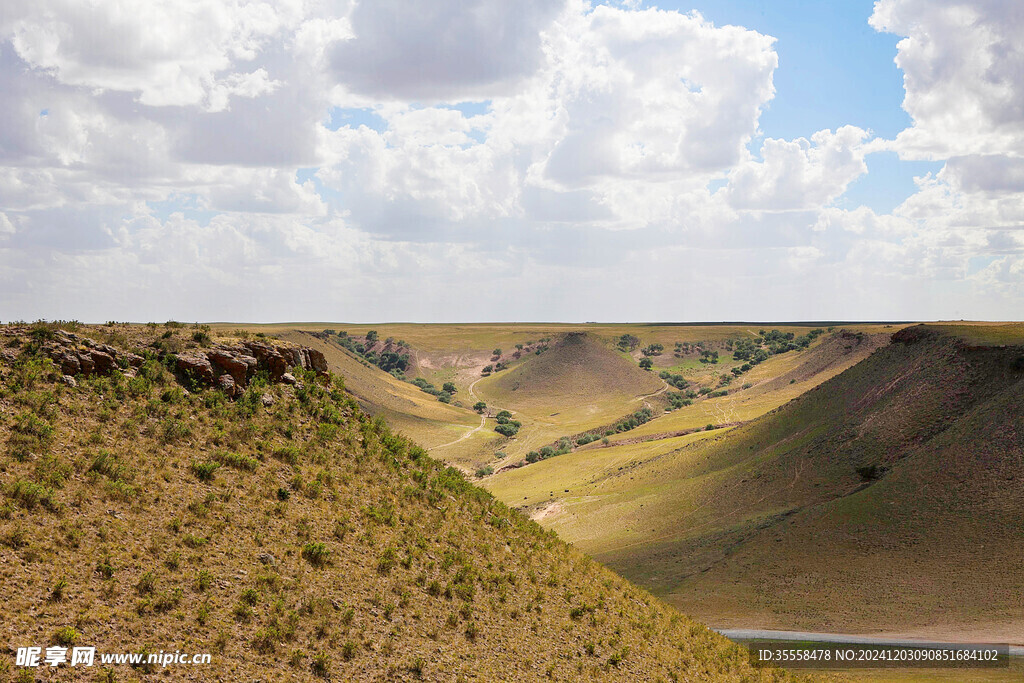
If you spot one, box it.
[214,451,259,472]
[190,461,221,482]
[302,542,330,567]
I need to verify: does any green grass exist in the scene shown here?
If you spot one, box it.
[0,322,801,682]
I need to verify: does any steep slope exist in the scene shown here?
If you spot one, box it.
[582,325,1024,639]
[0,323,797,681]
[279,330,493,459]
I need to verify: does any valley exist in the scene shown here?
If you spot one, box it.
[243,321,1024,655]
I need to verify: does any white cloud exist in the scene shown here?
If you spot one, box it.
[871,0,1024,159]
[328,0,565,101]
[726,126,870,211]
[3,0,301,110]
[0,0,1021,322]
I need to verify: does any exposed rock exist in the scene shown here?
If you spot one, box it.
[243,342,288,381]
[176,353,215,385]
[26,328,323,398]
[89,350,117,375]
[123,352,145,368]
[218,374,238,397]
[261,393,274,407]
[77,353,95,376]
[257,552,276,566]
[48,347,81,375]
[62,375,77,388]
[209,349,257,385]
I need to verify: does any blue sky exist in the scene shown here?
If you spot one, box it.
[668,0,942,214]
[1,0,1022,322]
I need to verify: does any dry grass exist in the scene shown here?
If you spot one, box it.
[0,322,803,682]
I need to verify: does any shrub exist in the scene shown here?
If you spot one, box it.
[311,651,331,677]
[7,479,58,511]
[136,571,157,595]
[190,461,221,482]
[195,570,212,592]
[475,465,494,477]
[54,626,79,646]
[302,542,330,567]
[494,423,519,437]
[214,451,258,472]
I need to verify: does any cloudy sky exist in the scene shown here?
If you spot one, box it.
[1,0,1021,323]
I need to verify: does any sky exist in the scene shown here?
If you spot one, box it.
[0,0,1022,323]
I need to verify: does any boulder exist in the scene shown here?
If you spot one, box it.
[48,347,81,376]
[281,372,297,385]
[217,374,239,397]
[209,349,257,385]
[89,350,117,375]
[123,352,145,368]
[261,393,274,407]
[243,342,288,381]
[77,352,95,376]
[176,353,215,385]
[62,375,77,388]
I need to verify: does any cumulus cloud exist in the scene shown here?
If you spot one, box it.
[3,0,300,110]
[0,0,1021,322]
[726,126,870,211]
[871,0,1024,159]
[328,0,565,101]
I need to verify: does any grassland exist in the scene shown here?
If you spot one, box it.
[0,322,802,681]
[571,327,1024,644]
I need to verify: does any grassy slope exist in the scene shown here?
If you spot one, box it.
[473,333,664,458]
[587,326,1024,639]
[0,324,800,682]
[483,331,889,525]
[600,331,890,444]
[280,331,505,471]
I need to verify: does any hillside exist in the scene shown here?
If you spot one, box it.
[0,322,798,681]
[559,325,1024,641]
[278,330,498,464]
[480,332,662,410]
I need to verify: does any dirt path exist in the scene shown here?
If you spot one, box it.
[428,412,485,451]
[429,376,518,452]
[634,381,669,410]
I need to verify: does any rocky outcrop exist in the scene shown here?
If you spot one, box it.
[26,328,327,398]
[176,352,215,385]
[177,342,326,395]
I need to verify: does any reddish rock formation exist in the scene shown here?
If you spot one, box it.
[176,353,215,385]
[28,329,327,399]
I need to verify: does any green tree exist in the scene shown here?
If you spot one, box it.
[639,357,653,370]
[442,382,457,394]
[473,401,487,413]
[365,330,378,343]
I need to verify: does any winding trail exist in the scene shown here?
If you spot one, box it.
[428,376,517,452]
